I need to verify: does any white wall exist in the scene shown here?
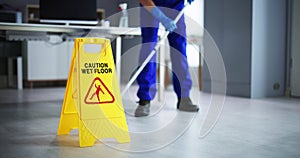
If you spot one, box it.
[251,0,286,98]
[185,0,204,37]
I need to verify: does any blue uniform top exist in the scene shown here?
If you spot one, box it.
[152,0,185,10]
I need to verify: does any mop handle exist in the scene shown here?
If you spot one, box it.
[121,3,189,96]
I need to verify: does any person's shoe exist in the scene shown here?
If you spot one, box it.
[177,98,199,112]
[134,100,150,117]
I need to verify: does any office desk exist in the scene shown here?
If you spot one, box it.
[0,22,141,90]
[0,22,196,101]
[0,22,141,35]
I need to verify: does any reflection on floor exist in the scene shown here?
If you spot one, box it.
[0,87,300,158]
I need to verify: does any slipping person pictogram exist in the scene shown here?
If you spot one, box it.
[90,84,105,102]
[84,77,115,104]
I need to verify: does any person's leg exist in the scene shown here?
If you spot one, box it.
[167,14,199,112]
[168,15,192,99]
[137,7,159,101]
[135,6,159,117]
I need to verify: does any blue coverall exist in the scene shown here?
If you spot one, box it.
[137,0,192,101]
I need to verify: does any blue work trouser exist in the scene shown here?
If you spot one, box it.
[137,0,192,101]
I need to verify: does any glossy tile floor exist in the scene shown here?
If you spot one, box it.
[0,87,300,158]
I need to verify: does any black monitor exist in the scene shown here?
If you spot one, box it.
[39,0,98,25]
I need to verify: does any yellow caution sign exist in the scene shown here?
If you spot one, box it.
[57,38,130,147]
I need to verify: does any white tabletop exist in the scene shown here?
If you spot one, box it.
[0,22,141,36]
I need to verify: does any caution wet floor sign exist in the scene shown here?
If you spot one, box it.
[57,38,130,147]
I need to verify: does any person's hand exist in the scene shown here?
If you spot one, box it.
[187,0,194,4]
[159,16,177,32]
[150,7,177,32]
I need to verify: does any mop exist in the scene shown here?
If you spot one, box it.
[121,3,189,96]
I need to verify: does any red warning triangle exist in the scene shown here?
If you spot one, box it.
[84,77,115,104]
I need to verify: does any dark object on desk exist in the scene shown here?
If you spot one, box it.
[40,0,98,25]
[0,10,22,23]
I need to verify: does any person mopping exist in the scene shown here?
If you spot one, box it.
[134,0,199,117]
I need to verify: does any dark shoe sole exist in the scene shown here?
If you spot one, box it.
[178,106,199,112]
